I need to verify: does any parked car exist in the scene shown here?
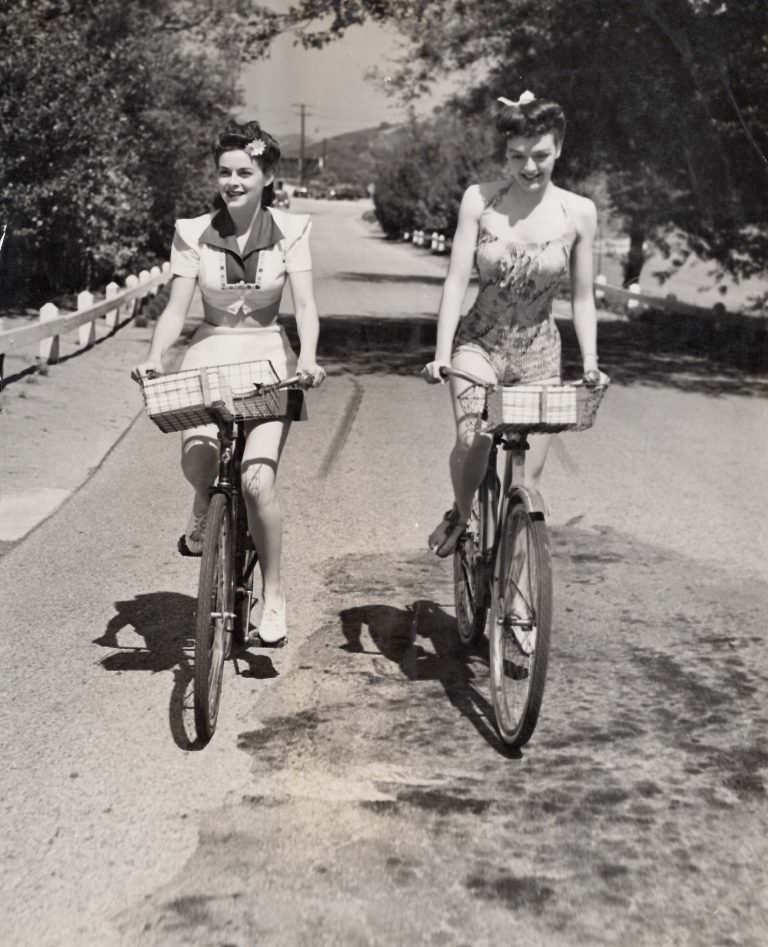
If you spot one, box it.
[329,184,364,200]
[291,186,309,198]
[273,188,291,209]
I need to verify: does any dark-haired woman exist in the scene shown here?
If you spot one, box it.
[133,120,324,644]
[423,91,606,556]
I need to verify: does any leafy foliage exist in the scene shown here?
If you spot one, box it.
[287,0,768,278]
[0,0,281,303]
[372,113,497,236]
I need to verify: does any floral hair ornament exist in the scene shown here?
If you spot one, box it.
[245,138,266,158]
[498,90,536,107]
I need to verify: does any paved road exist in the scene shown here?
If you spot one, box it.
[1,200,767,946]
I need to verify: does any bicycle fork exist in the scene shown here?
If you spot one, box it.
[493,435,540,656]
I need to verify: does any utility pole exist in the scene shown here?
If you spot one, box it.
[298,104,309,186]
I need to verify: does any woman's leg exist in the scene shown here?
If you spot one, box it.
[448,348,497,522]
[429,347,497,556]
[240,418,291,611]
[523,374,559,492]
[180,430,219,551]
[525,434,552,490]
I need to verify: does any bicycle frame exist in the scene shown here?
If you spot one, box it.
[207,417,248,636]
[478,428,548,602]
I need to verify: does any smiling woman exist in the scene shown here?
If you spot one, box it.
[131,119,326,646]
[423,93,607,557]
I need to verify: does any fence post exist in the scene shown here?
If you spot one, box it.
[38,303,60,364]
[135,270,151,326]
[123,274,139,322]
[104,281,119,329]
[595,273,607,306]
[77,290,96,348]
[149,265,161,295]
[625,282,641,316]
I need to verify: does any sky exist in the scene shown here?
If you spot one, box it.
[239,18,456,143]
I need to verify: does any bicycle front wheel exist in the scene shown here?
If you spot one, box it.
[194,492,232,744]
[232,493,257,652]
[453,494,487,649]
[490,502,552,747]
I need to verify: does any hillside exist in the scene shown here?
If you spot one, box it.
[280,123,401,188]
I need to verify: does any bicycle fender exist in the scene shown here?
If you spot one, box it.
[506,485,547,519]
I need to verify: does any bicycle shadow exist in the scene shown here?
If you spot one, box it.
[94,591,277,750]
[339,598,520,758]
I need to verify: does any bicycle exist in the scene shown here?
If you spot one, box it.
[137,359,307,744]
[441,366,608,748]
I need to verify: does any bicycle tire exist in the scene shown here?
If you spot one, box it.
[231,494,257,651]
[453,494,486,649]
[194,492,232,743]
[490,501,552,747]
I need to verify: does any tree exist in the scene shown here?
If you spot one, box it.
[372,112,496,236]
[285,0,768,281]
[0,0,282,303]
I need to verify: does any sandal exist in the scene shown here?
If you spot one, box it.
[428,506,467,558]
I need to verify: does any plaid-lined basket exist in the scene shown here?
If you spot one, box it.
[141,360,285,433]
[485,383,608,433]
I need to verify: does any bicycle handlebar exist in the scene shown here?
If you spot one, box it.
[251,373,312,393]
[133,368,316,391]
[438,366,496,389]
[436,365,608,389]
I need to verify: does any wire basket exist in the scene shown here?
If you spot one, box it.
[217,360,288,421]
[141,360,285,432]
[484,382,608,433]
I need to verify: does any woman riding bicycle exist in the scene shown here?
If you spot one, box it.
[423,92,606,556]
[132,119,325,646]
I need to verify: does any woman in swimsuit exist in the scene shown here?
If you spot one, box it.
[132,119,325,644]
[423,92,605,556]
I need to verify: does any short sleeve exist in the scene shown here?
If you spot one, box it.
[170,221,200,278]
[284,217,312,273]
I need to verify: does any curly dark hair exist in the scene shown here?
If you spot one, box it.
[496,98,566,145]
[212,119,281,209]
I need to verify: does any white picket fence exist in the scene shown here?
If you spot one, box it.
[0,263,171,385]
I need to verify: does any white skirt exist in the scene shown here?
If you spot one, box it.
[179,322,305,435]
[180,321,298,377]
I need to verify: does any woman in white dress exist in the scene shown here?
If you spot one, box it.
[133,120,325,645]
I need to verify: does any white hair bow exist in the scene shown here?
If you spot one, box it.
[498,90,536,107]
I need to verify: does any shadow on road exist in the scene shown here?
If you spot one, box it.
[94,591,277,750]
[277,312,767,395]
[339,598,519,758]
[335,271,448,286]
[94,591,198,749]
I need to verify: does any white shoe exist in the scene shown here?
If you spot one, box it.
[257,595,287,645]
[180,508,207,557]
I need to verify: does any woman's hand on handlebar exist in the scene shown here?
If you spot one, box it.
[582,368,610,387]
[296,360,326,388]
[422,359,452,384]
[130,357,164,383]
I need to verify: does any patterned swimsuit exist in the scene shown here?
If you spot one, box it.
[454,187,575,384]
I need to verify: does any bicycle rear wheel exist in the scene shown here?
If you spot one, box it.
[490,501,552,747]
[194,492,232,743]
[453,494,487,649]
